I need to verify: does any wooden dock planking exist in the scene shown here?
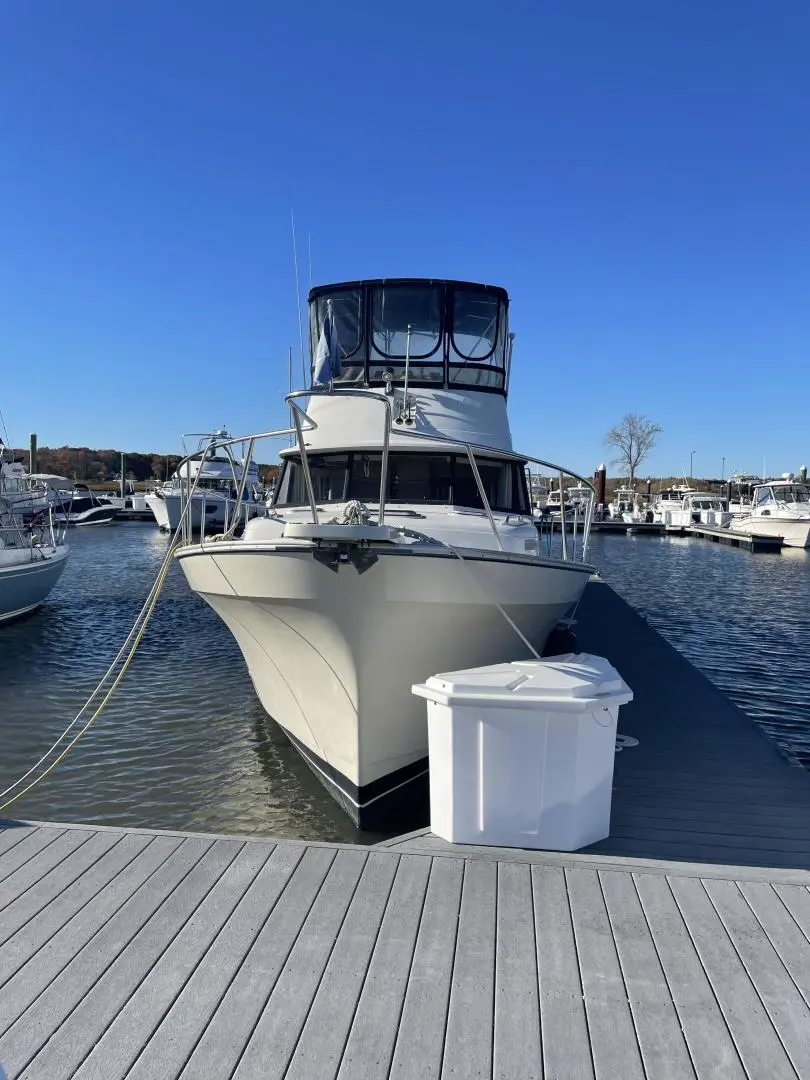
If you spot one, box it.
[0,820,807,1078]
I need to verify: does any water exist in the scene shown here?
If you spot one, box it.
[2,525,809,840]
[0,524,371,843]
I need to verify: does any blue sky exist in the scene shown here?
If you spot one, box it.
[1,1,808,478]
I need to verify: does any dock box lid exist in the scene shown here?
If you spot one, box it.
[412,653,633,711]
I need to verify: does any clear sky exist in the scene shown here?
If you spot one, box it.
[1,1,808,478]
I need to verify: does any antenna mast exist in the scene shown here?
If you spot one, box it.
[291,210,307,386]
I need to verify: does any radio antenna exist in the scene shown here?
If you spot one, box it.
[291,209,307,386]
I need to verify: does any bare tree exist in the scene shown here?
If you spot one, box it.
[604,414,662,483]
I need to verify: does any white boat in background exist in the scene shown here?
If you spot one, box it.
[50,485,117,526]
[608,485,642,522]
[654,489,732,528]
[731,477,810,548]
[0,499,69,622]
[0,448,50,518]
[545,485,591,519]
[727,474,760,518]
[145,432,262,532]
[175,277,596,828]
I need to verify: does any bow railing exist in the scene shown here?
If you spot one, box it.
[173,388,596,562]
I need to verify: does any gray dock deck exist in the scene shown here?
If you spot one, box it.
[2,580,810,1078]
[665,522,783,551]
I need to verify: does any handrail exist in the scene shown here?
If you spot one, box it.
[173,387,595,563]
[0,504,65,555]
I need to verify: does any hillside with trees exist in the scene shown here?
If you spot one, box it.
[11,446,280,487]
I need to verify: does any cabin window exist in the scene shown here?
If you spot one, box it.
[367,284,445,385]
[451,290,501,360]
[276,453,349,505]
[307,280,511,393]
[309,289,365,384]
[371,285,442,360]
[274,452,528,513]
[448,289,507,389]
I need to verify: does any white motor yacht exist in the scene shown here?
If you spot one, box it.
[0,499,69,622]
[654,489,731,528]
[145,433,262,532]
[175,277,596,828]
[731,477,810,548]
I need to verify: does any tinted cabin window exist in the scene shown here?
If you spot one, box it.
[275,452,528,513]
[309,289,365,384]
[279,454,349,504]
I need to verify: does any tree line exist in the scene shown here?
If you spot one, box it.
[12,446,279,486]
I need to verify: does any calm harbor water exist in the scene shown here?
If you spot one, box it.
[1,524,809,840]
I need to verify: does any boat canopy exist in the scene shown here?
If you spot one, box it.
[308,278,510,394]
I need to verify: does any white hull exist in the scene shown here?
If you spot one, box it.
[145,492,258,532]
[731,516,810,548]
[177,542,591,825]
[658,508,733,528]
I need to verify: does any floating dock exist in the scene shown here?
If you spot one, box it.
[2,581,810,1079]
[591,519,664,536]
[113,508,155,522]
[666,523,784,552]
[537,518,665,536]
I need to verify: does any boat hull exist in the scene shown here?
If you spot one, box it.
[731,516,810,548]
[0,548,69,623]
[177,543,592,827]
[145,493,260,532]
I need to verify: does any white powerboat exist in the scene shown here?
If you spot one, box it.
[145,432,262,532]
[727,474,760,518]
[0,448,50,518]
[731,477,810,548]
[0,500,69,622]
[544,484,591,520]
[175,277,596,827]
[51,485,117,526]
[654,489,731,528]
[608,485,643,522]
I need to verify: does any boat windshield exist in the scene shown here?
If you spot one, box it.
[308,279,509,393]
[767,485,810,504]
[274,451,529,514]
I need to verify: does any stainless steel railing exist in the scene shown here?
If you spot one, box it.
[0,505,66,556]
[172,387,595,562]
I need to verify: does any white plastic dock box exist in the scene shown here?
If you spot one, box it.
[412,653,633,851]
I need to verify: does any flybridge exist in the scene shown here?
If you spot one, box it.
[308,278,513,395]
